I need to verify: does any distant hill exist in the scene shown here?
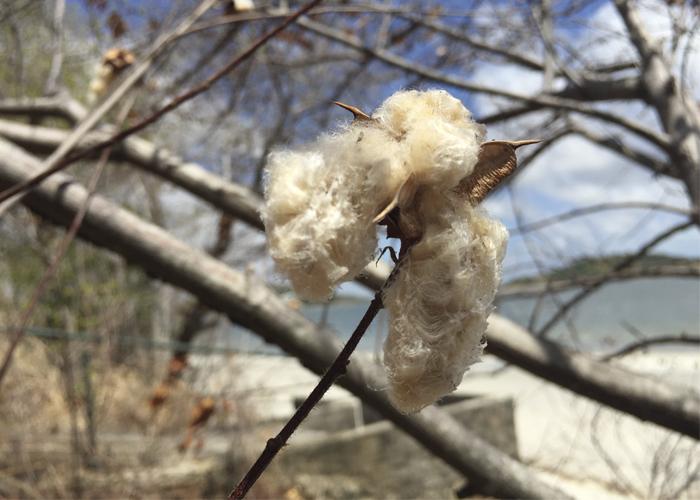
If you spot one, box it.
[507,254,700,286]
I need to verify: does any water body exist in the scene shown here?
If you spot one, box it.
[224,278,700,355]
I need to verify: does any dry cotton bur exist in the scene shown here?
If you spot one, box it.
[264,89,536,412]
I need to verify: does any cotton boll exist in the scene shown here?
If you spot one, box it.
[262,88,513,411]
[264,123,406,301]
[382,192,508,413]
[373,89,484,189]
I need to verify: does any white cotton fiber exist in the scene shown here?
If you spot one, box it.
[263,88,509,412]
[264,89,486,300]
[382,190,508,413]
[264,123,405,301]
[373,89,484,189]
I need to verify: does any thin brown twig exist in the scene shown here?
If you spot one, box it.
[229,294,383,499]
[600,333,700,361]
[510,201,694,234]
[0,98,134,389]
[229,243,407,499]
[0,0,323,207]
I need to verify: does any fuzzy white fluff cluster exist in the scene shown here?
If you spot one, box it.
[263,89,508,412]
[264,123,404,301]
[382,189,507,412]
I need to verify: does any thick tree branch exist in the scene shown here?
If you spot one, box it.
[485,316,699,439]
[0,138,568,500]
[0,118,263,229]
[0,0,220,216]
[1,139,698,442]
[614,0,700,207]
[0,0,321,209]
[3,118,697,438]
[0,98,133,389]
[0,96,86,123]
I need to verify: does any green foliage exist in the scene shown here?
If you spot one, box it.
[0,217,159,356]
[0,1,93,100]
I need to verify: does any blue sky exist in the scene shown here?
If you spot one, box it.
[67,0,699,287]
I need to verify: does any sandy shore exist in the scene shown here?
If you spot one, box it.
[191,349,700,499]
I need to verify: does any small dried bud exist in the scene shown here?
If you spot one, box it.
[456,140,540,205]
[88,48,135,102]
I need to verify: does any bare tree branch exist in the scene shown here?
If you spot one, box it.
[601,333,700,361]
[571,123,677,179]
[0,0,321,209]
[1,138,697,440]
[0,138,569,500]
[3,115,697,439]
[614,0,700,207]
[297,18,670,149]
[231,291,386,499]
[499,261,700,299]
[484,315,700,439]
[511,201,695,234]
[0,0,220,214]
[0,98,133,389]
[0,96,86,123]
[43,0,65,96]
[0,118,264,229]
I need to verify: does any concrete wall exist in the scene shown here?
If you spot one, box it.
[279,396,517,499]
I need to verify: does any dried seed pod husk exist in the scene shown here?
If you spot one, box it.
[456,139,540,204]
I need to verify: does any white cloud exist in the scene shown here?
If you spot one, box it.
[473,1,700,279]
[470,61,544,119]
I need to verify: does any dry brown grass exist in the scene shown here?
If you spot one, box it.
[0,337,255,498]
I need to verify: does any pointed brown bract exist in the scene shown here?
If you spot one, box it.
[373,175,417,223]
[456,139,540,205]
[333,101,372,122]
[331,98,537,208]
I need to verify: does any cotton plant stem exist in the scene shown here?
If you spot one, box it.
[229,293,383,499]
[230,250,405,499]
